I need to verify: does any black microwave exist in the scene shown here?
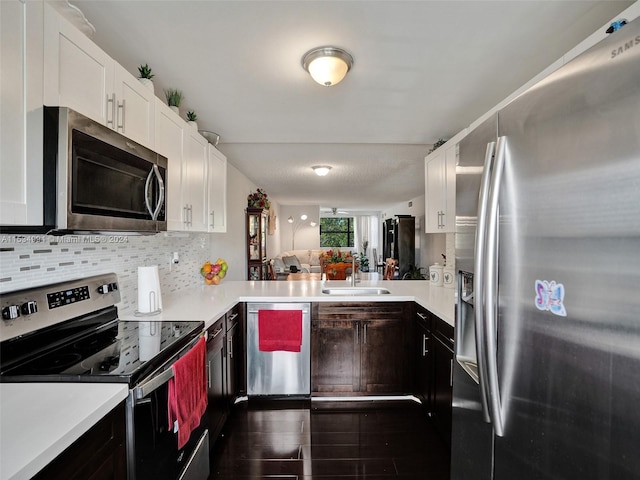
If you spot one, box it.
[43,107,167,234]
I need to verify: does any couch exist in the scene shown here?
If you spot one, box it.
[272,249,325,275]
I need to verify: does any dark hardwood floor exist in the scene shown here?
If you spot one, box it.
[209,400,450,479]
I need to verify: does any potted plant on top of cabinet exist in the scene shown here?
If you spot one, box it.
[186,111,198,130]
[165,88,183,115]
[137,63,155,92]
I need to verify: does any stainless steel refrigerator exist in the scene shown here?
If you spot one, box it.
[452,17,640,480]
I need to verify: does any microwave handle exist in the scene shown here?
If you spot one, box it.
[152,165,165,221]
[144,165,165,221]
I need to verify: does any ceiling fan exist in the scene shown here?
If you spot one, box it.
[321,207,349,215]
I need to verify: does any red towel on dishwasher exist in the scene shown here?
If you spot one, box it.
[168,337,207,449]
[258,309,303,352]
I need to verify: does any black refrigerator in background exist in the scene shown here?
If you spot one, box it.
[383,215,414,279]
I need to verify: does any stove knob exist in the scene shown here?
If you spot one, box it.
[98,284,113,294]
[2,305,20,320]
[21,301,38,315]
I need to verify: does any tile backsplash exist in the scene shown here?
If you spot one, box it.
[0,233,212,316]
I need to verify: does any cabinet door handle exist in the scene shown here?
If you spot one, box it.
[106,93,116,127]
[363,323,367,345]
[228,336,233,359]
[423,334,429,356]
[450,358,454,387]
[227,312,238,322]
[117,98,126,132]
[417,312,428,321]
[441,211,445,228]
[210,210,215,228]
[355,323,359,344]
[211,326,223,339]
[207,360,211,389]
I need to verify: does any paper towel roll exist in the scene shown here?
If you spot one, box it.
[137,265,162,313]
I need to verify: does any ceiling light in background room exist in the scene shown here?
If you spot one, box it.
[302,47,354,86]
[312,165,332,176]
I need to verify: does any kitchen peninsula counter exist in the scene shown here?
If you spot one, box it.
[121,279,455,329]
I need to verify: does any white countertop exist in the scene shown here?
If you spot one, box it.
[120,279,456,329]
[0,383,129,480]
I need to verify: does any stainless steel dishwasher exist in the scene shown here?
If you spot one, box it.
[246,303,311,397]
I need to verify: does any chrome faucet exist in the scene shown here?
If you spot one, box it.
[351,255,358,286]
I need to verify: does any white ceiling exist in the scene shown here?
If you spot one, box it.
[72,0,632,212]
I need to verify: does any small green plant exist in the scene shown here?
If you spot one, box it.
[358,252,369,271]
[138,63,154,79]
[402,264,427,280]
[428,138,447,153]
[186,111,197,121]
[164,88,183,107]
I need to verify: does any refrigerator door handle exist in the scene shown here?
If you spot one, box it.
[484,135,507,437]
[473,140,496,424]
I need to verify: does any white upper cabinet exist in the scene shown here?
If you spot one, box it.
[0,0,44,227]
[113,65,155,147]
[43,4,154,148]
[183,128,209,232]
[207,147,228,233]
[424,129,467,233]
[154,99,185,231]
[155,100,212,233]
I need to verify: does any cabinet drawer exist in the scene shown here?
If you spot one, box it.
[225,303,241,331]
[315,302,407,320]
[415,305,432,331]
[434,316,454,348]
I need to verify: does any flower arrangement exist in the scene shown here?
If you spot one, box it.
[247,188,270,209]
[320,249,352,264]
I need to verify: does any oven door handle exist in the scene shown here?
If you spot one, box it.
[134,366,174,400]
[133,334,202,401]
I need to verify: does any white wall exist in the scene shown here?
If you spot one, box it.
[208,162,259,281]
[278,205,320,252]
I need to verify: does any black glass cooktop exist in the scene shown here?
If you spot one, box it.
[0,307,203,386]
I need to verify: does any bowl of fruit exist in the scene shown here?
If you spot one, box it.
[200,258,228,285]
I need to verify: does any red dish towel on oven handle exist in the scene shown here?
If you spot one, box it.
[168,336,208,449]
[258,309,303,352]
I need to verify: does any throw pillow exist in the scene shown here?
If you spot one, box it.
[282,255,303,272]
[272,257,286,273]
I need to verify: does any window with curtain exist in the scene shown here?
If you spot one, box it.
[320,217,354,247]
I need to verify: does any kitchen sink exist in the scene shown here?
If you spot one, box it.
[321,287,391,296]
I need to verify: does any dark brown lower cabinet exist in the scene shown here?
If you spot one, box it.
[415,305,433,409]
[312,302,412,395]
[225,304,241,404]
[207,316,228,445]
[207,303,244,452]
[431,315,454,448]
[33,402,126,480]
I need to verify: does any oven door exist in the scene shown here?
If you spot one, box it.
[126,338,209,480]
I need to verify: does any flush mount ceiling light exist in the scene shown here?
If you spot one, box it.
[302,47,354,86]
[312,165,332,176]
